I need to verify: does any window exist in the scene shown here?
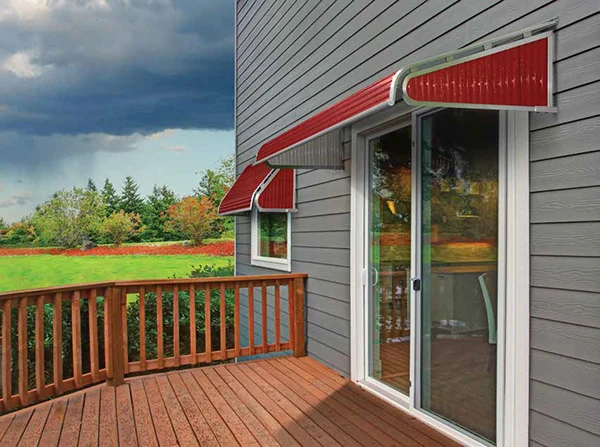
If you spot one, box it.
[251,209,291,271]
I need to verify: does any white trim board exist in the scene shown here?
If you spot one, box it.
[349,104,530,447]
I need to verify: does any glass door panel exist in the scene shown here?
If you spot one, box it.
[419,109,500,443]
[368,124,412,395]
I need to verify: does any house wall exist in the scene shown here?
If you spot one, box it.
[234,1,599,445]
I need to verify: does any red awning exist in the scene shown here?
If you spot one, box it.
[218,163,295,216]
[254,21,555,166]
[402,34,552,110]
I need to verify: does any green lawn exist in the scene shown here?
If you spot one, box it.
[0,254,233,292]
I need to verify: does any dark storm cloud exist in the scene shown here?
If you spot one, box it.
[0,0,234,140]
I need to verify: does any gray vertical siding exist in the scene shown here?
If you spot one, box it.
[235,1,600,444]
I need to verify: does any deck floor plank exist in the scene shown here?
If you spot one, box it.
[98,386,118,447]
[142,377,178,447]
[59,392,84,446]
[18,404,51,446]
[1,409,33,445]
[128,380,158,447]
[0,356,459,447]
[115,384,138,447]
[79,388,101,447]
[39,401,67,446]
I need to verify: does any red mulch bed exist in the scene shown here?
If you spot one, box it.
[0,241,234,257]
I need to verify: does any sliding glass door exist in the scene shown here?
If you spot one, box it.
[418,109,500,444]
[365,108,502,444]
[368,123,412,396]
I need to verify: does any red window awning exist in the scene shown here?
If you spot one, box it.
[218,163,295,216]
[255,21,556,167]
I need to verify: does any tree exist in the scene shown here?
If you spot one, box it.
[100,210,143,246]
[143,185,178,241]
[120,176,144,215]
[33,187,106,248]
[195,155,235,238]
[195,155,234,204]
[0,217,7,231]
[86,178,97,192]
[164,196,217,245]
[101,179,120,215]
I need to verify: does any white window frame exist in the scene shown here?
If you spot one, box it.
[349,103,530,447]
[250,207,292,272]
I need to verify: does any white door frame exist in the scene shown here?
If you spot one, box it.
[349,103,530,447]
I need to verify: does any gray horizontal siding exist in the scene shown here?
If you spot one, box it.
[236,2,600,444]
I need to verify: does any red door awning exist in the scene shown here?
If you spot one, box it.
[218,163,295,216]
[254,21,556,167]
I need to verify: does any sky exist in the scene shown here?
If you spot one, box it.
[0,0,235,223]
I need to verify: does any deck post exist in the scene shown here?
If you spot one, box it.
[106,286,125,386]
[293,278,306,357]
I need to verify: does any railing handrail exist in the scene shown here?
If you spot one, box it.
[0,273,309,300]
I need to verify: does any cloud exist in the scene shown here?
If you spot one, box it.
[11,191,35,205]
[0,0,234,141]
[2,52,48,78]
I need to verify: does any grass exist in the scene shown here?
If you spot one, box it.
[0,254,233,292]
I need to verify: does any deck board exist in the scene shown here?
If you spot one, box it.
[0,356,459,446]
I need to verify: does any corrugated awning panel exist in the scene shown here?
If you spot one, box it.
[402,34,553,110]
[256,168,296,211]
[265,129,344,169]
[218,163,272,215]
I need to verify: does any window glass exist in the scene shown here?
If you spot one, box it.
[258,212,288,259]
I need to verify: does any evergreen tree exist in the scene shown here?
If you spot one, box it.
[86,178,97,192]
[0,217,8,230]
[120,176,144,215]
[143,185,178,241]
[101,179,120,215]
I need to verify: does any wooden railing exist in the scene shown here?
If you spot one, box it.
[379,271,410,341]
[0,273,307,412]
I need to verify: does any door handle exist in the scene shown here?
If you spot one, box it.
[412,277,421,291]
[372,268,379,286]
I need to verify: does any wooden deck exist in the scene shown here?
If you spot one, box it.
[0,356,460,447]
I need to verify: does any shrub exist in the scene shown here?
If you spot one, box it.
[164,196,217,245]
[100,210,143,246]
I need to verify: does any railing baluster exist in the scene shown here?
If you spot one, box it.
[189,284,196,364]
[107,287,124,386]
[220,283,226,360]
[287,279,294,353]
[89,289,99,383]
[391,275,397,340]
[72,291,83,388]
[234,283,240,358]
[157,286,164,369]
[261,281,268,354]
[104,294,110,377]
[293,278,306,357]
[121,288,128,373]
[204,284,211,363]
[53,293,63,395]
[275,281,281,352]
[35,295,45,396]
[248,281,254,355]
[2,299,12,409]
[18,298,28,406]
[173,285,180,365]
[139,286,146,370]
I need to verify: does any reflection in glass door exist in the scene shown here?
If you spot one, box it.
[419,109,500,443]
[368,124,412,395]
